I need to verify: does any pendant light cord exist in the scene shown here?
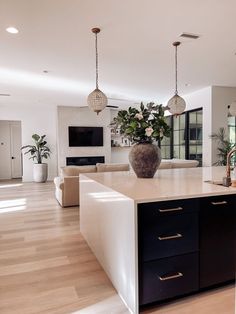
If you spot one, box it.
[95,32,99,89]
[175,43,178,95]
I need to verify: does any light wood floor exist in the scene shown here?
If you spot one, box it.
[0,180,235,314]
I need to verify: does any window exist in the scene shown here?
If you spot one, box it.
[160,108,203,165]
[173,113,186,159]
[228,116,236,144]
[188,109,202,164]
[160,116,172,159]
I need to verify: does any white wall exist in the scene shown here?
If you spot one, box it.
[0,103,57,181]
[111,147,131,164]
[57,106,111,169]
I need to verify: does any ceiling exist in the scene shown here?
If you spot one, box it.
[0,0,236,108]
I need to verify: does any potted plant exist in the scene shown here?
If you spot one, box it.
[21,134,51,182]
[110,102,171,178]
[210,127,236,166]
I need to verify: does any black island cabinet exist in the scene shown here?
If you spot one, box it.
[199,195,236,288]
[138,195,236,306]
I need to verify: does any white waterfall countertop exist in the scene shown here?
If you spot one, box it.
[80,166,236,314]
[82,166,236,203]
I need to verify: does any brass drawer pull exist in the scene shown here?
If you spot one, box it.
[158,233,183,241]
[211,201,227,205]
[158,206,183,213]
[159,272,183,281]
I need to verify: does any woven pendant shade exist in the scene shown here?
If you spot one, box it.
[87,88,108,115]
[167,94,186,115]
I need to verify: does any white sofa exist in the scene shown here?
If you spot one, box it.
[159,158,199,169]
[54,163,130,207]
[54,159,199,207]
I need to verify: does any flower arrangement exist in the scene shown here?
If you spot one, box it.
[110,102,171,144]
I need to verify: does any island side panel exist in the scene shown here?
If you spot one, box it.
[80,174,139,314]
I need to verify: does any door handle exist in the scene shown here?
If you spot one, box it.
[11,156,16,160]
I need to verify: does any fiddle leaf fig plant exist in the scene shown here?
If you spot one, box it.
[21,134,51,164]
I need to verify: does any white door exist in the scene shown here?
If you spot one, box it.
[10,121,22,178]
[0,121,11,179]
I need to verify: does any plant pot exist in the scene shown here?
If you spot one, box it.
[129,143,161,178]
[33,163,48,183]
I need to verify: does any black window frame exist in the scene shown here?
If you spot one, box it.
[160,107,203,165]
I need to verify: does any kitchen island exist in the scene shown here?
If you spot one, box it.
[80,167,235,314]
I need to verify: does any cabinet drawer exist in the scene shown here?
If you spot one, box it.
[139,253,199,305]
[139,211,199,261]
[200,194,235,209]
[138,198,198,221]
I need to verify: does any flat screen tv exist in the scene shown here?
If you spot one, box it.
[68,126,103,147]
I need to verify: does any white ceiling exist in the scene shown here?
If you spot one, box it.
[0,0,236,108]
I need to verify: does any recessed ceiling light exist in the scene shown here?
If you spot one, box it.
[6,27,19,34]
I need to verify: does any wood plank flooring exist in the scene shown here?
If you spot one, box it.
[0,179,235,314]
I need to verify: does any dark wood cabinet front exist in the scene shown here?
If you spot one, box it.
[138,198,199,306]
[199,195,236,288]
[138,194,236,307]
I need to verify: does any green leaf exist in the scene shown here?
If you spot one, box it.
[125,127,134,134]
[130,121,137,128]
[141,122,149,128]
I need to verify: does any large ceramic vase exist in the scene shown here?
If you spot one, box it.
[33,163,48,183]
[129,143,161,178]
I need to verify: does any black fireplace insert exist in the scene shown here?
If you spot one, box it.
[66,156,105,166]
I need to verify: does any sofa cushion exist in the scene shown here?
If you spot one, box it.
[159,160,172,169]
[61,165,97,177]
[96,163,130,172]
[171,159,199,168]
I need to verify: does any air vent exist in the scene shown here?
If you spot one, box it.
[0,93,10,96]
[180,33,200,39]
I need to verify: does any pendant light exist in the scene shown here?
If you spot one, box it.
[167,41,186,116]
[87,27,108,115]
